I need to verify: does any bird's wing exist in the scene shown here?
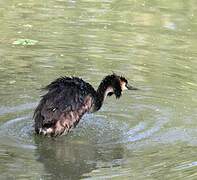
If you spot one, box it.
[52,95,93,136]
[34,80,94,133]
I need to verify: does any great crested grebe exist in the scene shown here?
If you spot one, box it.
[33,73,138,137]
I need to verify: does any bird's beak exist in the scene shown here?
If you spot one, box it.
[126,84,139,90]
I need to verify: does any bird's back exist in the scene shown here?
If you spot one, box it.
[34,76,96,136]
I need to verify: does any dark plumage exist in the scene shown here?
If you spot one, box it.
[33,73,138,137]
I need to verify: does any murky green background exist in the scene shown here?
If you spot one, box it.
[0,0,197,179]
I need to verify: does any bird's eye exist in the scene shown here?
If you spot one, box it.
[107,92,114,96]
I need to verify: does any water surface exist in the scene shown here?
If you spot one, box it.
[0,0,197,179]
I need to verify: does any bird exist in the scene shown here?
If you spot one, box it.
[33,73,138,137]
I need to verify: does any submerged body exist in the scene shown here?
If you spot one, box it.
[33,74,137,137]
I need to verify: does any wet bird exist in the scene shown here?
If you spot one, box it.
[33,73,138,137]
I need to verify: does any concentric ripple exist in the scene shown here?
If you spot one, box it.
[0,100,194,151]
[123,104,171,143]
[0,115,35,149]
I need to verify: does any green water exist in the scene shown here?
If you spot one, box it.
[0,0,197,179]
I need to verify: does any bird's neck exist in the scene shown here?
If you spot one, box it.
[94,81,113,111]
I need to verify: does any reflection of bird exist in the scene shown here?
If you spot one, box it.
[34,136,124,179]
[34,137,97,179]
[33,73,138,136]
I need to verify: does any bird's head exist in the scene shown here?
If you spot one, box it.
[100,73,138,99]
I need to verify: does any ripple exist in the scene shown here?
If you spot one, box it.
[0,102,37,116]
[174,161,197,170]
[0,103,171,150]
[0,115,35,149]
[0,101,193,152]
[66,103,173,151]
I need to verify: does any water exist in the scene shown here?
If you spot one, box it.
[0,0,197,179]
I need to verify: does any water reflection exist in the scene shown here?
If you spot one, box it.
[0,0,197,179]
[34,135,124,179]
